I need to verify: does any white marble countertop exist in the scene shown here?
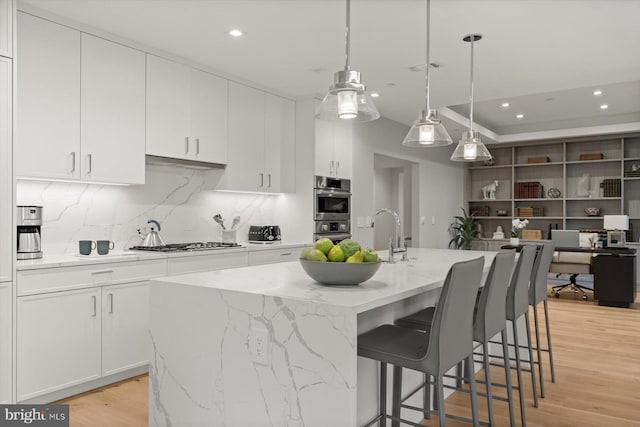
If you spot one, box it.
[15,241,312,270]
[153,248,496,313]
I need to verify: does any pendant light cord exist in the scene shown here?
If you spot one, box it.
[345,0,351,71]
[469,37,475,132]
[425,0,431,112]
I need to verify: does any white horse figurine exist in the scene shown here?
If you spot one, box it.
[481,180,499,199]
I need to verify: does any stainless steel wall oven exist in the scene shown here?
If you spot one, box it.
[314,176,351,242]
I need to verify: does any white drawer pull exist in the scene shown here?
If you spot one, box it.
[280,252,292,256]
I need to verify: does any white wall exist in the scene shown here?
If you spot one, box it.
[351,117,464,249]
[373,167,397,250]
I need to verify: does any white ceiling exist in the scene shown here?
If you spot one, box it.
[19,0,640,142]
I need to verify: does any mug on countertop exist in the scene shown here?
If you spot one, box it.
[96,240,115,255]
[79,240,96,256]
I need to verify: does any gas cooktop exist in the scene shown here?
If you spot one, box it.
[130,242,243,252]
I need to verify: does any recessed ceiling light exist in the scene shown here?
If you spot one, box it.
[593,90,603,96]
[600,104,609,110]
[370,92,380,98]
[501,102,510,108]
[228,29,244,37]
[516,114,524,119]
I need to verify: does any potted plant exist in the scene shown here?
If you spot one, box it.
[449,208,480,250]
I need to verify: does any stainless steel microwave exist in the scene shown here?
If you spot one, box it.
[314,188,351,220]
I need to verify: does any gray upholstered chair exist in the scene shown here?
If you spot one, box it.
[395,251,517,427]
[357,257,484,427]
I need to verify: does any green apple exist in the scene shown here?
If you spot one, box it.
[314,238,334,256]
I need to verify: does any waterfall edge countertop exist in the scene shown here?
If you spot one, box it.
[149,248,498,427]
[152,247,496,313]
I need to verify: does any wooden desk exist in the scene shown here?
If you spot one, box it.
[502,244,637,307]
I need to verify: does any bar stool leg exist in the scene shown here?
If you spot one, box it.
[532,305,545,398]
[481,341,495,427]
[543,299,556,383]
[525,313,539,408]
[392,366,402,427]
[380,363,387,427]
[423,373,431,419]
[512,320,527,427]
[466,354,480,427]
[501,329,516,427]
[436,374,446,427]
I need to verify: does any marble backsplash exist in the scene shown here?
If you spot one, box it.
[17,163,310,254]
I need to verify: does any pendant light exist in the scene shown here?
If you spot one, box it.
[316,0,380,122]
[402,0,452,147]
[450,34,492,162]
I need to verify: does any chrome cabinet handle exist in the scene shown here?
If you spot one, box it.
[268,173,271,188]
[336,161,340,176]
[280,252,292,256]
[196,138,200,155]
[330,160,334,176]
[91,269,114,275]
[87,154,92,174]
[70,152,76,173]
[185,137,189,154]
[91,296,97,317]
[259,173,264,187]
[108,293,114,314]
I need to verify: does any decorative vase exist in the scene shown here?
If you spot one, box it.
[510,237,520,246]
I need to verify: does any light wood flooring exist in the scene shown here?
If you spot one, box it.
[58,289,640,427]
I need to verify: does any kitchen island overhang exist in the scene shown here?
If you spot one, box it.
[149,248,496,427]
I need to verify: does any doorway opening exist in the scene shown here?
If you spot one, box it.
[373,154,419,250]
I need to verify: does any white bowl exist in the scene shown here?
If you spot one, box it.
[299,259,381,286]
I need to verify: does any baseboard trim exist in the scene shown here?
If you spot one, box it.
[18,365,149,404]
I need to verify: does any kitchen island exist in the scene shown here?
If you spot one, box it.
[149,248,496,427]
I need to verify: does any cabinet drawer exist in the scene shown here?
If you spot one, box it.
[248,247,302,266]
[167,251,248,275]
[17,259,167,296]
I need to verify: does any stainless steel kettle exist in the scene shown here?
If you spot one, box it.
[138,220,166,247]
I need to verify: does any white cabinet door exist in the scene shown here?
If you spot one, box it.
[264,94,295,193]
[16,12,80,180]
[102,282,149,376]
[146,54,191,159]
[332,121,352,179]
[81,34,145,185]
[0,282,11,404]
[17,288,101,401]
[314,119,352,179]
[0,0,12,58]
[314,119,334,178]
[190,68,227,164]
[0,57,11,283]
[225,82,265,191]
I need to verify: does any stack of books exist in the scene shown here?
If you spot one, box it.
[514,182,544,198]
[470,206,490,217]
[601,179,621,197]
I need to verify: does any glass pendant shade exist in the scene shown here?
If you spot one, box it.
[450,131,492,161]
[316,70,380,122]
[402,109,453,147]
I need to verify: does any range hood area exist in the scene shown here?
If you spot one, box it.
[145,155,226,170]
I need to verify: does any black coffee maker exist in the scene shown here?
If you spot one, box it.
[17,205,43,260]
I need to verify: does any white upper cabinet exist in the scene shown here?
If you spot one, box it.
[315,119,352,179]
[146,54,191,159]
[16,13,146,184]
[190,68,228,164]
[0,0,13,58]
[146,54,228,164]
[0,57,11,283]
[0,282,10,404]
[222,82,295,193]
[16,12,81,180]
[81,34,145,184]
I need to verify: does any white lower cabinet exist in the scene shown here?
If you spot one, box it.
[0,282,11,404]
[17,287,102,402]
[248,246,304,266]
[102,282,149,376]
